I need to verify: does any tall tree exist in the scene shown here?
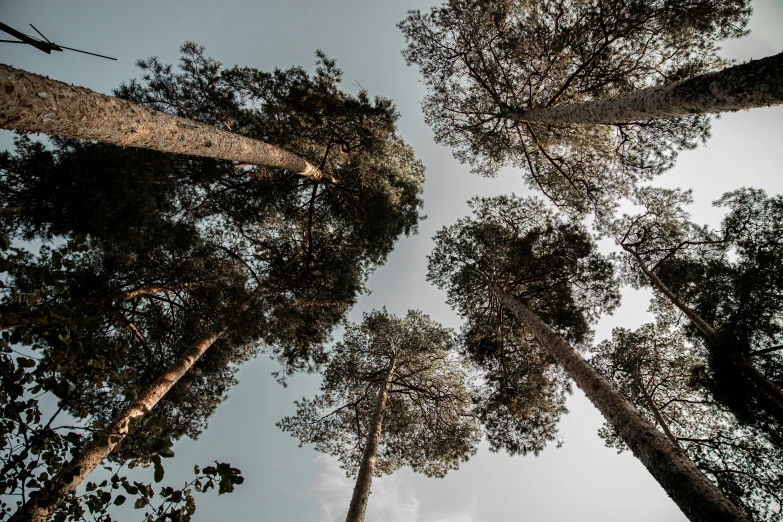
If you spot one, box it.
[602,187,783,437]
[0,241,246,522]
[427,195,749,522]
[400,0,753,214]
[279,310,480,522]
[0,66,332,183]
[2,45,425,521]
[500,53,783,124]
[593,324,783,521]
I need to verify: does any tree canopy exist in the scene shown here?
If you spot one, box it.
[428,195,618,453]
[279,309,479,522]
[400,0,750,214]
[279,309,479,478]
[604,186,783,440]
[593,323,783,521]
[0,43,425,520]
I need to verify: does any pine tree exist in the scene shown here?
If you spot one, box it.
[278,310,480,522]
[2,45,425,521]
[601,186,783,441]
[0,240,246,522]
[400,0,755,214]
[427,195,749,522]
[593,324,783,521]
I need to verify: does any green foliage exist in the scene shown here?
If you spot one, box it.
[52,461,243,522]
[0,258,243,521]
[1,42,424,519]
[429,195,618,343]
[400,0,750,215]
[279,310,480,479]
[606,187,783,438]
[427,195,618,453]
[593,324,783,521]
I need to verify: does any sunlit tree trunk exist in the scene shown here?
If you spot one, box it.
[345,356,397,522]
[10,286,264,522]
[507,52,783,124]
[625,248,783,413]
[489,284,750,522]
[0,65,334,183]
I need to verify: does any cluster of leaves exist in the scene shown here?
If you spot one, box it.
[462,319,568,455]
[48,461,243,522]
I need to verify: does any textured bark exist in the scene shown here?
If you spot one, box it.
[345,356,397,522]
[627,249,783,413]
[0,64,334,183]
[508,52,783,124]
[10,286,264,522]
[489,284,749,522]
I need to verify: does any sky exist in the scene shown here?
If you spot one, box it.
[1,1,782,521]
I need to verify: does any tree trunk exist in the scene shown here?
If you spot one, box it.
[507,52,783,124]
[345,356,397,522]
[489,284,749,522]
[627,248,783,413]
[10,286,264,522]
[0,65,335,183]
[748,345,783,358]
[730,352,783,411]
[627,249,716,337]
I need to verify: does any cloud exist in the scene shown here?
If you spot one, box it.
[313,456,477,522]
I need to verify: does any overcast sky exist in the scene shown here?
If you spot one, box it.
[2,1,782,521]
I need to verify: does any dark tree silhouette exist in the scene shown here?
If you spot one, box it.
[593,324,783,521]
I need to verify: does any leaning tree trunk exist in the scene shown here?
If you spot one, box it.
[506,52,783,124]
[489,284,750,522]
[627,249,783,413]
[0,64,335,183]
[10,286,264,522]
[345,356,397,522]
